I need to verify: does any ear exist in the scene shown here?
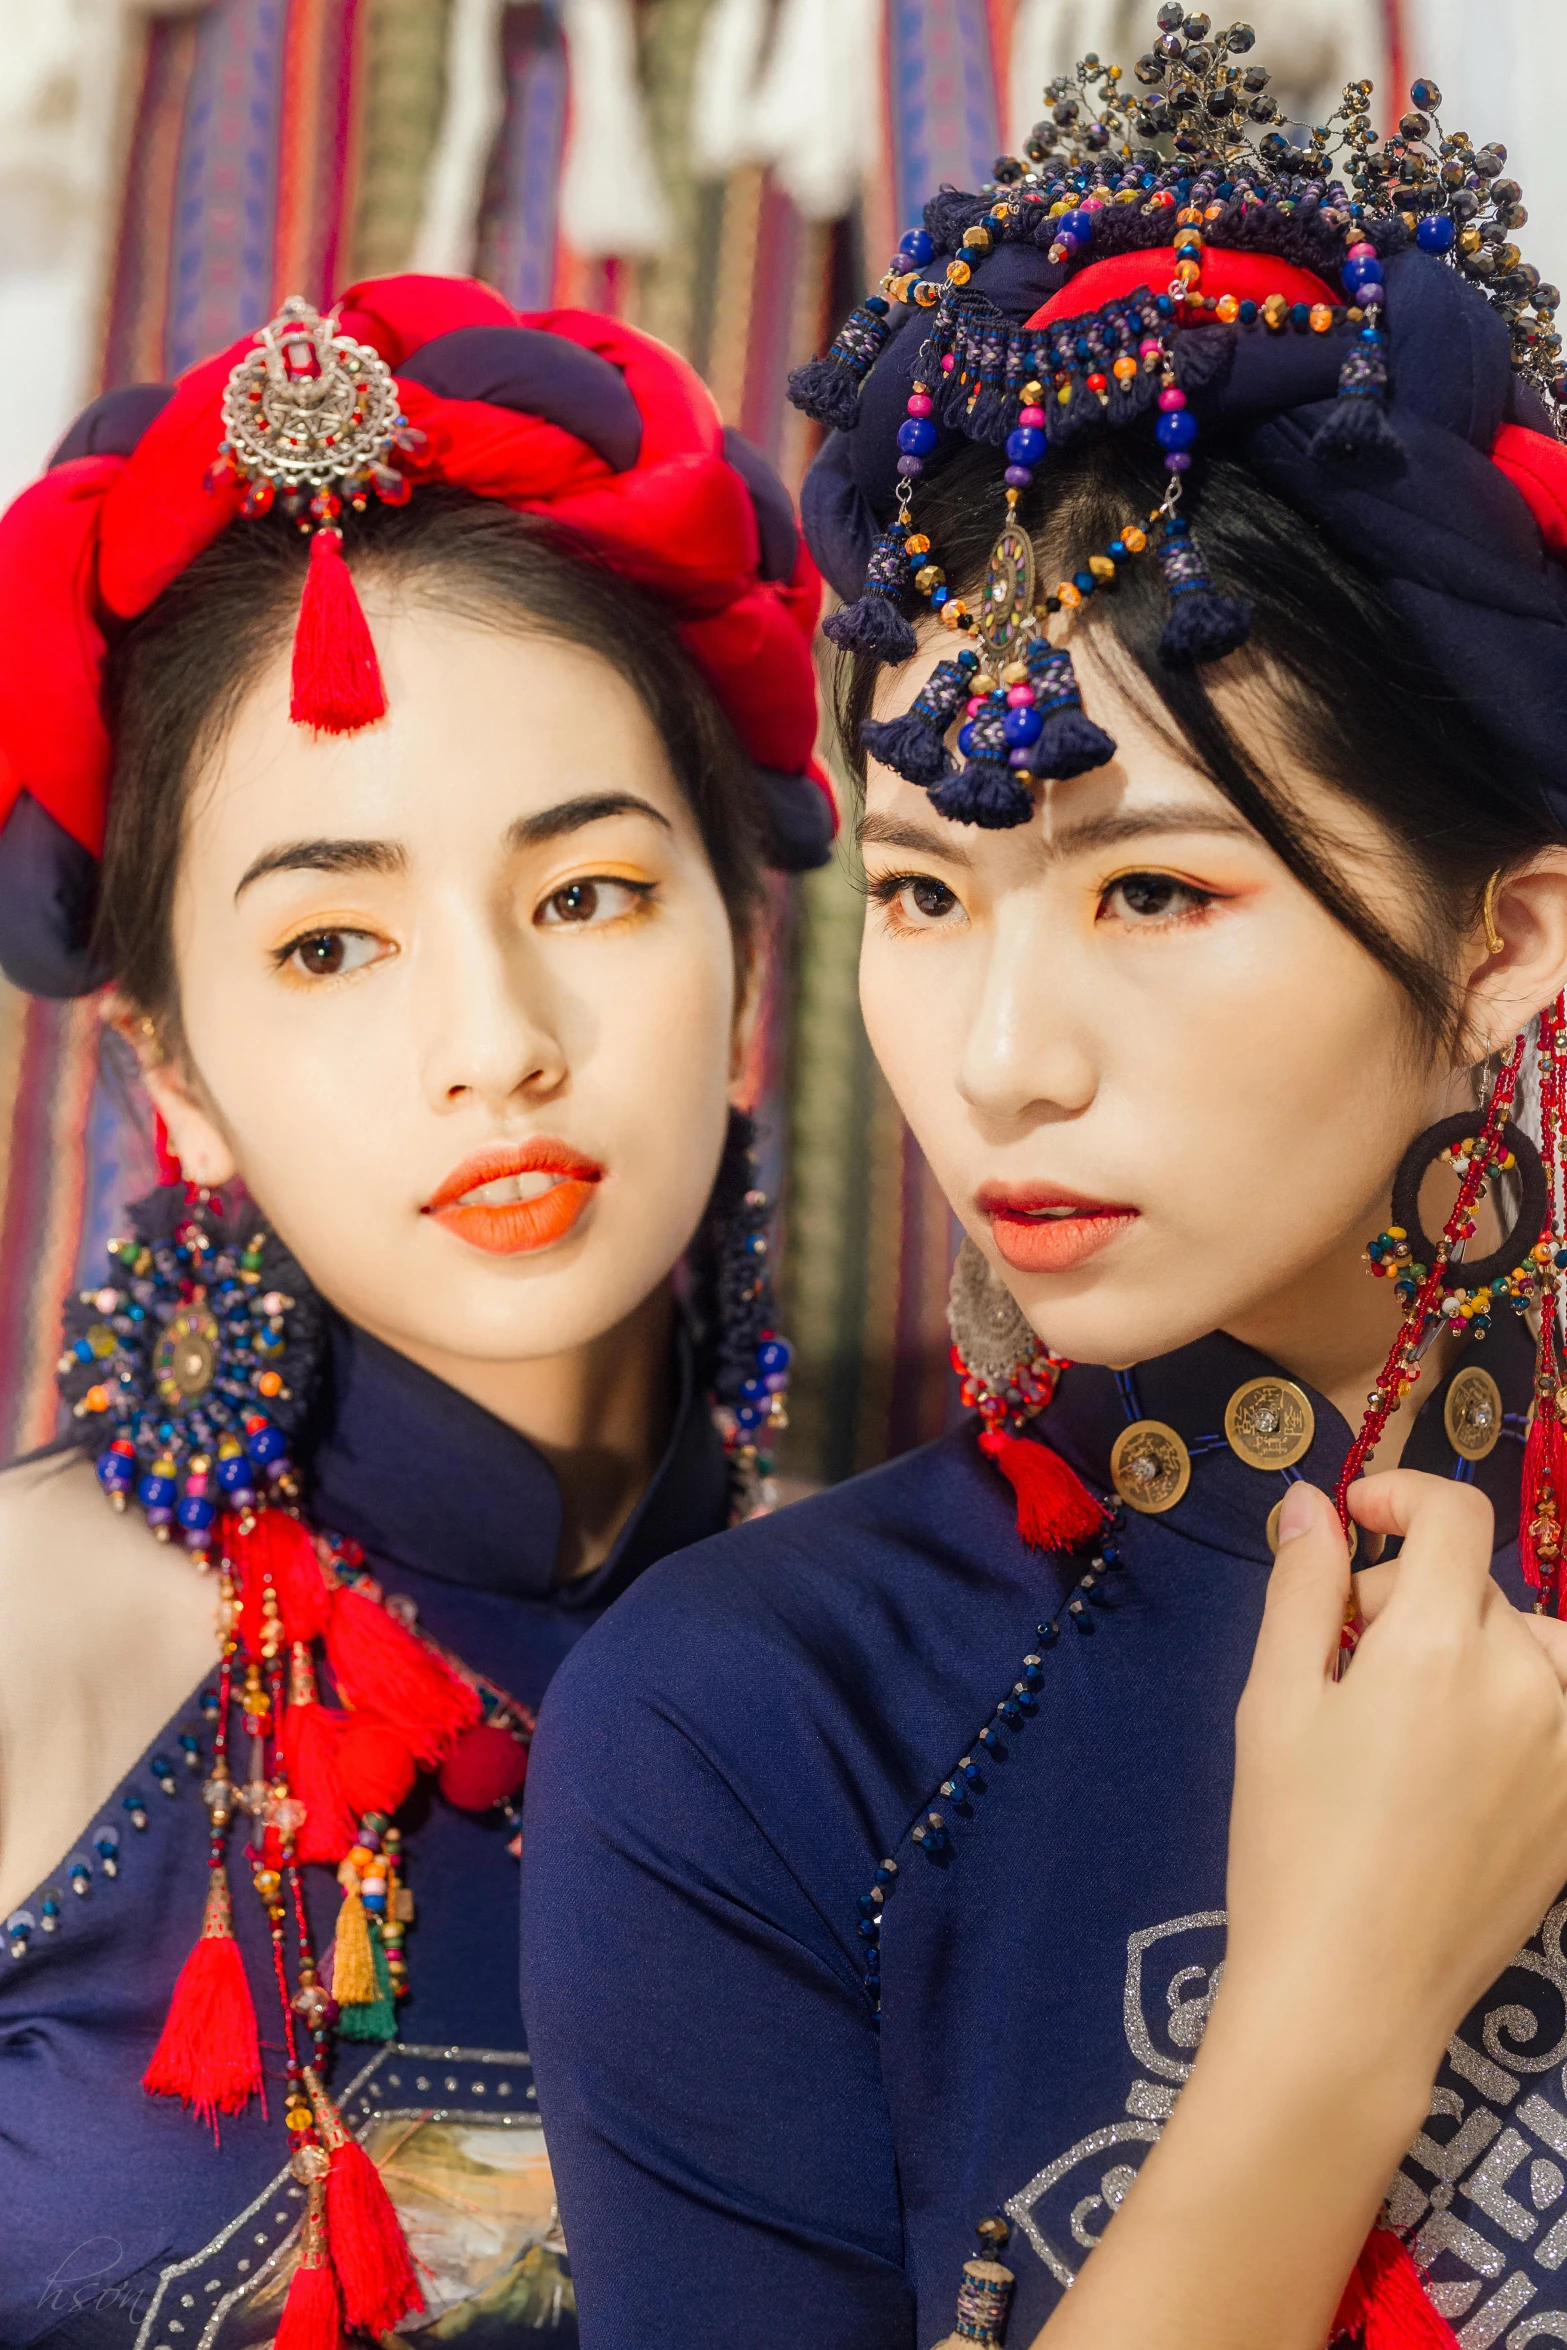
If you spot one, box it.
[727,931,765,1100]
[1458,852,1567,1060]
[104,996,239,1189]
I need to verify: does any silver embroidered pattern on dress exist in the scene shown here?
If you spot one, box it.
[1005,1897,1567,2339]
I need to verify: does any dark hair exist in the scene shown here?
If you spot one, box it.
[97,488,767,1031]
[836,433,1561,1043]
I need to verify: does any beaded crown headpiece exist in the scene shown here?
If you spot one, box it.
[791,7,1567,832]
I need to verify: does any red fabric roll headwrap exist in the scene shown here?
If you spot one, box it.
[0,274,828,867]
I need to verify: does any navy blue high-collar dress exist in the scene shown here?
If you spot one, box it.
[522,1309,1567,2349]
[0,1315,727,2350]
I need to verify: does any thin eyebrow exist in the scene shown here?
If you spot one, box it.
[858,803,1254,867]
[1045,805,1257,857]
[234,838,406,901]
[505,793,674,851]
[857,813,975,866]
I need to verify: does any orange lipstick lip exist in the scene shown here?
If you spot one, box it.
[424,1141,604,1258]
[977,1185,1139,1275]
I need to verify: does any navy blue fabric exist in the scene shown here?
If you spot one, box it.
[0,791,110,996]
[48,385,173,468]
[398,326,644,471]
[720,427,801,585]
[803,239,1567,825]
[0,1314,726,2345]
[522,1309,1567,2348]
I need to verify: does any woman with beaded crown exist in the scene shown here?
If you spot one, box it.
[0,272,826,2343]
[521,19,1567,2350]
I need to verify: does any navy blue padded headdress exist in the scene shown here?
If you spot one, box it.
[791,8,1567,831]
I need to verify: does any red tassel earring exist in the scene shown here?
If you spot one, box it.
[141,1868,261,2129]
[947,1236,1107,1550]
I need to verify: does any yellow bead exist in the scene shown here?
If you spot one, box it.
[1058,582,1083,609]
[946,259,971,286]
[1056,384,1072,405]
[962,226,990,249]
[286,2106,312,2133]
[914,564,943,592]
[1176,258,1202,286]
[905,532,930,555]
[1262,294,1288,328]
[1089,554,1116,580]
[1021,380,1044,402]
[1122,525,1147,553]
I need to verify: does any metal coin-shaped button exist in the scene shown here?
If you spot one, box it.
[1110,1420,1191,1514]
[1445,1364,1503,1461]
[1225,1377,1315,1471]
[1266,1495,1357,1561]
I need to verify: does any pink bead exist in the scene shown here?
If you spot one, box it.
[1139,338,1162,359]
[1006,684,1035,707]
[965,695,987,717]
[1157,386,1187,411]
[941,353,955,372]
[1347,239,1377,260]
[1017,404,1047,428]
[906,393,933,416]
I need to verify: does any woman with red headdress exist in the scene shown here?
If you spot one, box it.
[0,272,825,2345]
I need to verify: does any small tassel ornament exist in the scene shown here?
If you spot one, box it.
[281,1647,357,1867]
[308,2071,424,2337]
[823,520,919,664]
[329,1877,377,2007]
[142,1872,262,2128]
[337,1914,397,2043]
[1331,2225,1458,2348]
[1156,516,1253,664]
[786,296,895,430]
[1310,324,1404,465]
[1022,638,1118,782]
[1524,995,1567,1606]
[275,2182,343,2350]
[324,1582,481,1766]
[861,651,978,786]
[932,694,1035,829]
[236,1511,330,1648]
[978,1428,1108,1551]
[289,529,388,736]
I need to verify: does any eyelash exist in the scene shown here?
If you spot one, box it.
[863,867,1222,935]
[535,875,657,927]
[1098,871,1219,926]
[272,927,389,982]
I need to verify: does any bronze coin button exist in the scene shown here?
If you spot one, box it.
[1445,1364,1503,1462]
[1266,1495,1357,1561]
[1225,1376,1315,1472]
[1110,1420,1191,1514]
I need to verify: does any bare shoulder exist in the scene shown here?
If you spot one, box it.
[0,1447,218,1914]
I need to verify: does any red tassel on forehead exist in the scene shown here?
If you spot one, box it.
[289,528,387,735]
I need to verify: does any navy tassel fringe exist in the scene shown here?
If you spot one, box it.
[1157,518,1252,665]
[822,519,918,665]
[861,652,977,785]
[934,700,1034,827]
[1308,329,1404,466]
[786,297,895,431]
[1024,641,1117,780]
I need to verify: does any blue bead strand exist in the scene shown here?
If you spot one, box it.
[851,1512,1124,2018]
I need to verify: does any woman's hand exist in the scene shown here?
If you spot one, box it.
[1034,1470,1567,2350]
[1226,1471,1567,2099]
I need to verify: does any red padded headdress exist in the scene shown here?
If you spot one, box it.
[0,275,830,995]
